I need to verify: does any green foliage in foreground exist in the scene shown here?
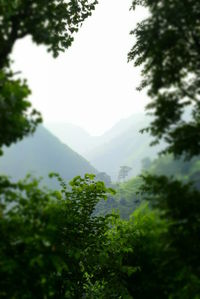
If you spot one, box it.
[0,0,98,68]
[146,154,200,190]
[2,173,199,298]
[139,175,200,298]
[95,176,142,219]
[0,70,42,154]
[1,173,162,298]
[0,174,115,298]
[129,0,200,158]
[0,172,166,298]
[0,0,98,155]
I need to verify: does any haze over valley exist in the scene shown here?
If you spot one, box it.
[45,113,163,180]
[0,113,163,185]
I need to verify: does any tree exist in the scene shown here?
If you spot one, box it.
[139,175,200,298]
[0,70,42,154]
[106,204,170,299]
[0,0,98,152]
[0,174,115,298]
[0,2,119,298]
[118,166,132,182]
[0,0,98,68]
[128,1,200,297]
[128,0,200,158]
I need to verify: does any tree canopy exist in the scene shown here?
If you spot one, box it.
[0,174,117,298]
[0,0,98,153]
[0,0,97,67]
[129,0,200,157]
[128,1,200,297]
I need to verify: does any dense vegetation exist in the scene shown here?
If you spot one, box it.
[95,154,200,220]
[0,0,200,298]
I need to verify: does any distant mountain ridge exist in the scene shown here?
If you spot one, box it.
[0,126,97,187]
[45,123,97,156]
[46,114,164,181]
[45,114,146,157]
[86,117,163,180]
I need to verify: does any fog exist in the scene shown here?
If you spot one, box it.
[12,0,148,136]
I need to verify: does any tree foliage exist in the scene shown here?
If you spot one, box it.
[106,204,169,299]
[0,70,42,153]
[128,1,200,297]
[0,0,98,152]
[0,174,115,298]
[0,0,98,67]
[139,175,200,298]
[129,0,200,157]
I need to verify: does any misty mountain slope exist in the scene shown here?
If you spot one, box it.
[0,126,97,186]
[44,123,97,156]
[96,113,146,144]
[45,114,146,157]
[85,119,164,180]
[45,114,164,181]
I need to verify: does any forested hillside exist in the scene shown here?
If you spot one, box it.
[0,125,96,186]
[96,154,200,219]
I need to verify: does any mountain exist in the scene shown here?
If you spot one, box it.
[94,113,146,144]
[46,114,164,181]
[86,116,164,180]
[0,126,97,187]
[44,114,145,157]
[44,123,97,156]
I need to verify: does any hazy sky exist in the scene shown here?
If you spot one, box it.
[12,0,148,136]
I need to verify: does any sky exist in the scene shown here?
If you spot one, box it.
[12,0,148,136]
